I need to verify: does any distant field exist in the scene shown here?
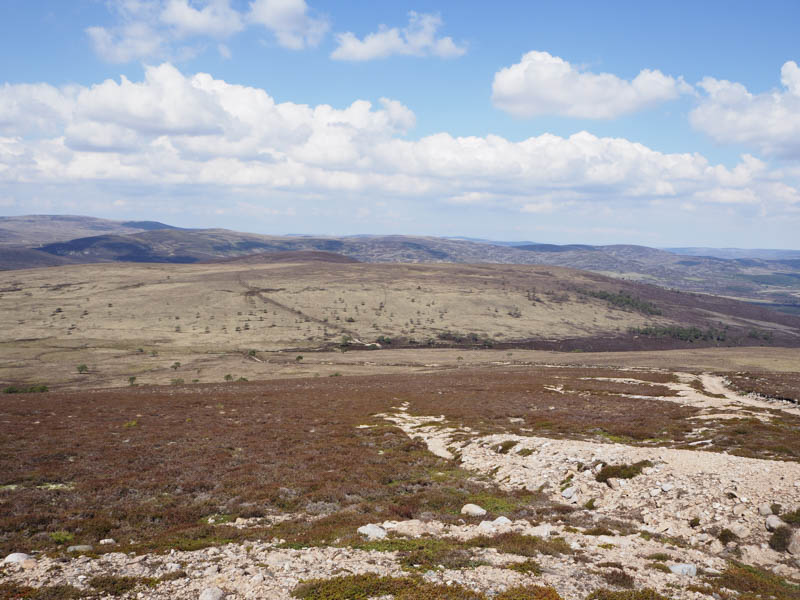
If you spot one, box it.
[2,259,799,390]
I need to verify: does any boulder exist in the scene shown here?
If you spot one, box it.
[199,588,226,600]
[788,530,800,555]
[356,524,387,540]
[766,515,785,531]
[561,486,577,499]
[669,563,697,576]
[758,503,773,516]
[460,504,487,517]
[2,553,31,565]
[66,545,93,553]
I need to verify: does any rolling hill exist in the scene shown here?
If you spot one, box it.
[1,215,800,309]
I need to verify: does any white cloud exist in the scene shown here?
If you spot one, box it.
[0,63,796,226]
[690,61,800,158]
[87,22,165,64]
[87,0,324,62]
[492,51,690,119]
[248,0,328,50]
[160,0,244,38]
[331,12,466,61]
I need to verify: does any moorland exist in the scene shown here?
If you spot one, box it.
[1,218,800,600]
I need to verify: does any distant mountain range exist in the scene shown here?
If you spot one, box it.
[1,215,799,311]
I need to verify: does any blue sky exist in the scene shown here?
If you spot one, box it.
[1,0,800,247]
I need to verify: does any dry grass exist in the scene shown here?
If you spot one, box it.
[2,259,798,391]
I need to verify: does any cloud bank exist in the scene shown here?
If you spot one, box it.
[492,51,691,119]
[1,63,795,223]
[691,61,800,158]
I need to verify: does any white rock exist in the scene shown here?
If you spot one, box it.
[649,488,661,497]
[732,503,747,516]
[66,545,93,553]
[661,483,674,492]
[758,503,773,516]
[199,587,226,600]
[99,538,116,545]
[3,553,31,565]
[493,516,512,525]
[357,524,387,540]
[478,521,495,532]
[561,486,577,499]
[529,524,552,537]
[730,524,750,538]
[766,515,785,531]
[460,504,487,517]
[788,530,800,555]
[669,563,697,576]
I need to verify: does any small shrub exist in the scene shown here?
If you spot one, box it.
[497,585,562,600]
[3,384,48,394]
[596,461,653,484]
[586,590,670,600]
[76,364,88,374]
[49,530,73,544]
[782,507,800,525]
[171,362,181,370]
[89,575,155,596]
[506,559,542,575]
[495,440,518,454]
[600,569,635,589]
[769,526,793,552]
[717,528,737,545]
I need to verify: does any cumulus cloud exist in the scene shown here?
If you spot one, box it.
[331,12,466,61]
[0,64,795,223]
[492,51,691,119]
[160,0,244,38]
[690,61,800,158]
[247,0,328,50]
[87,0,325,62]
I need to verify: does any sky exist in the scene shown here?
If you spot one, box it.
[1,1,800,248]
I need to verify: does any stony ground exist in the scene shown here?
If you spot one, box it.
[2,366,800,599]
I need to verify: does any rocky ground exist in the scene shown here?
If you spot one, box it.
[2,369,800,599]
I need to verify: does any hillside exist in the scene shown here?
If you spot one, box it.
[1,215,800,308]
[0,214,178,247]
[25,228,800,307]
[1,258,799,390]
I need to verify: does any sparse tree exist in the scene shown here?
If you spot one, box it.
[77,364,88,374]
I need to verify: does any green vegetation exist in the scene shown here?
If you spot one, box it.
[292,574,486,600]
[697,562,800,600]
[595,461,653,484]
[769,526,793,552]
[0,582,85,599]
[88,576,156,596]
[3,384,48,394]
[497,586,563,600]
[629,325,727,342]
[494,440,518,454]
[76,364,88,374]
[505,559,542,575]
[586,591,670,600]
[581,289,661,315]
